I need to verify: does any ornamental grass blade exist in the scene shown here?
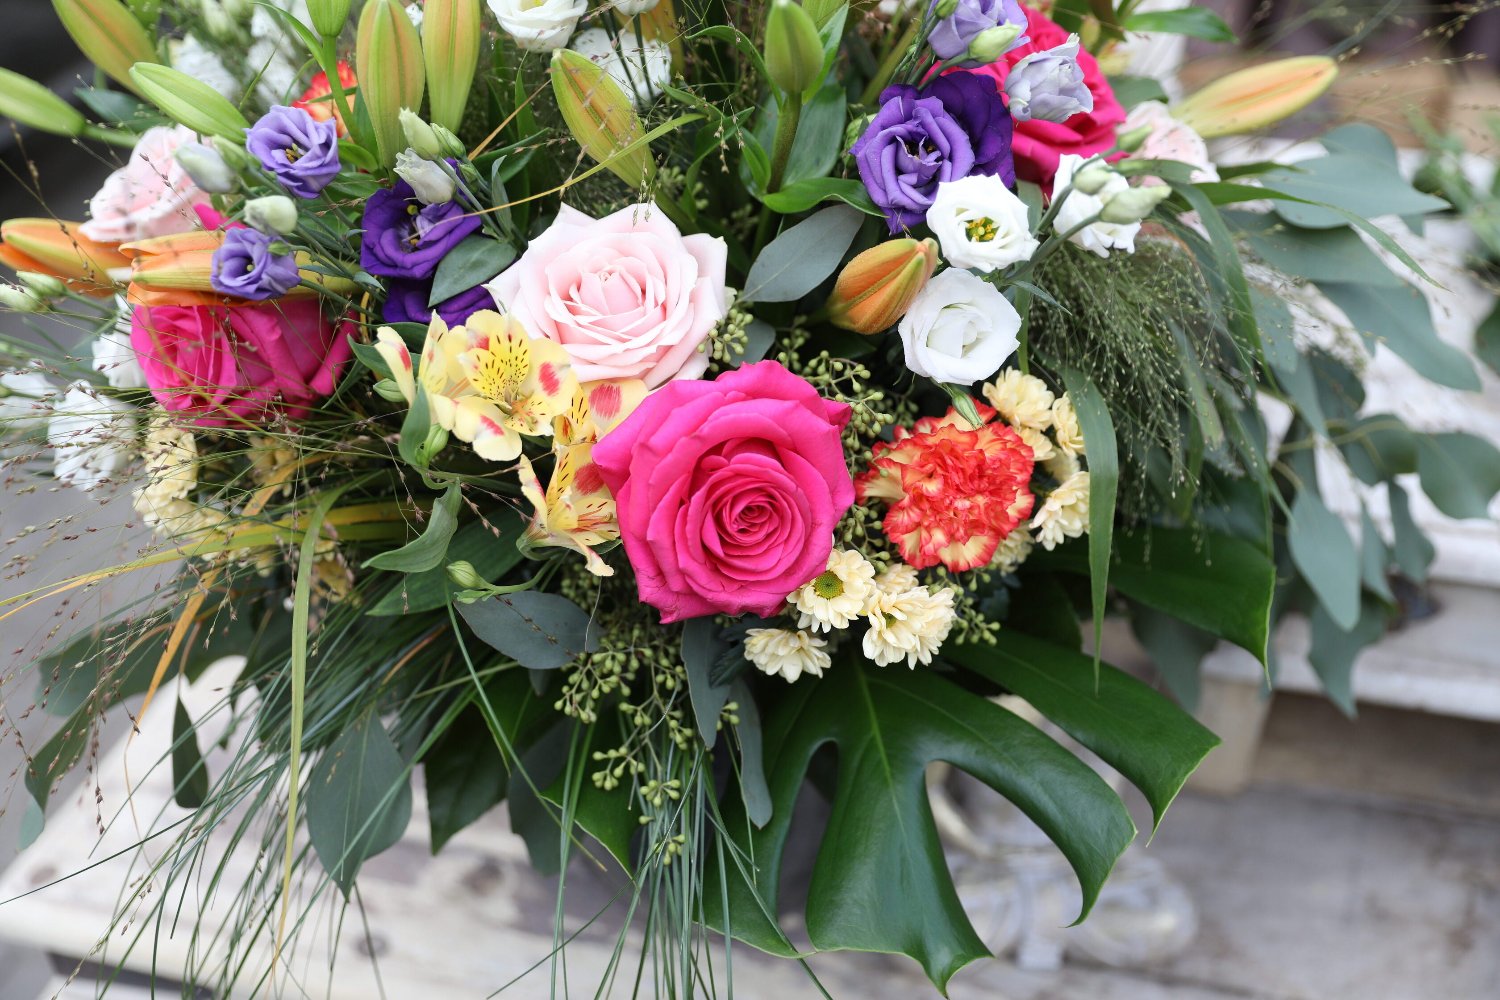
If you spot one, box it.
[1061,367,1118,675]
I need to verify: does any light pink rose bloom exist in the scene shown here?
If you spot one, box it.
[593,361,854,623]
[1123,100,1219,186]
[485,202,728,387]
[81,125,208,244]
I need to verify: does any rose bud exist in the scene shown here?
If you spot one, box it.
[130,64,251,141]
[0,68,86,137]
[550,48,655,190]
[356,0,427,167]
[827,237,939,335]
[764,0,823,98]
[53,0,159,97]
[1174,56,1338,139]
[422,0,481,133]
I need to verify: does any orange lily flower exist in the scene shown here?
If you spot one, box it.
[120,229,358,307]
[0,218,128,297]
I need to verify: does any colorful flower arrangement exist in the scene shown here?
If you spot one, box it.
[1,0,1496,994]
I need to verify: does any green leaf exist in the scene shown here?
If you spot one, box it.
[739,318,777,366]
[429,235,515,307]
[398,386,432,469]
[367,511,525,616]
[1106,75,1169,110]
[458,592,600,670]
[1129,605,1218,711]
[729,678,773,828]
[1123,7,1235,41]
[425,708,508,852]
[1288,490,1361,630]
[1416,432,1500,519]
[1316,280,1480,391]
[25,705,90,820]
[1004,572,1083,651]
[306,715,414,898]
[171,698,209,809]
[761,177,880,215]
[1338,413,1418,486]
[740,204,863,303]
[1231,211,1402,288]
[363,483,462,573]
[1061,367,1117,667]
[506,723,570,875]
[1476,300,1500,377]
[1358,504,1395,603]
[540,716,640,867]
[754,81,847,191]
[1307,596,1387,717]
[1387,482,1435,583]
[1179,188,1260,363]
[710,661,1136,991]
[1264,154,1449,230]
[683,617,733,748]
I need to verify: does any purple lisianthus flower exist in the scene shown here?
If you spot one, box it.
[382,279,495,327]
[359,180,483,281]
[851,71,1015,231]
[210,227,301,300]
[1005,37,1094,124]
[245,105,341,199]
[929,0,1028,62]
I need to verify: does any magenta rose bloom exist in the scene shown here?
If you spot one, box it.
[593,361,854,623]
[130,299,353,426]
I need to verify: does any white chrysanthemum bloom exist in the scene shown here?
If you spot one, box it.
[569,28,672,107]
[487,0,587,51]
[1053,154,1139,258]
[1017,425,1054,463]
[874,562,920,595]
[1051,395,1085,456]
[744,628,831,683]
[47,383,135,491]
[92,299,148,390]
[790,548,877,632]
[0,368,56,432]
[991,527,1034,575]
[925,175,1039,273]
[1044,448,1080,483]
[1032,470,1090,550]
[862,586,957,669]
[982,369,1055,430]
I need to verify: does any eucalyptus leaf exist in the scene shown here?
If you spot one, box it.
[306,716,414,898]
[1288,490,1361,631]
[1129,605,1218,711]
[730,678,772,828]
[683,617,733,748]
[428,236,515,307]
[741,204,863,303]
[1358,505,1395,603]
[425,708,508,852]
[1316,280,1479,391]
[1265,154,1449,229]
[1477,300,1500,377]
[739,319,777,366]
[1307,596,1387,717]
[458,592,600,670]
[364,483,462,573]
[1415,432,1500,519]
[1388,482,1435,582]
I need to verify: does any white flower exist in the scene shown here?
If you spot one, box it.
[394,150,458,205]
[248,3,314,104]
[898,268,1020,385]
[790,548,877,633]
[47,383,135,491]
[925,175,1039,274]
[487,0,587,51]
[991,527,1034,575]
[569,27,672,107]
[874,562,920,595]
[1016,425,1054,462]
[1053,154,1139,258]
[744,628,831,683]
[0,368,56,432]
[1031,470,1090,550]
[135,413,197,509]
[167,35,241,101]
[862,586,957,669]
[1123,100,1219,186]
[982,369,1055,430]
[93,303,148,390]
[1044,448,1080,482]
[1050,395,1084,456]
[613,0,661,14]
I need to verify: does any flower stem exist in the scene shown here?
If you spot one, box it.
[862,17,922,104]
[766,93,803,195]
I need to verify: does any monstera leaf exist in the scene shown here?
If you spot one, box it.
[709,635,1218,991]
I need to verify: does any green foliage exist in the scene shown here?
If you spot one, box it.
[740,204,864,303]
[306,715,413,898]
[458,591,602,670]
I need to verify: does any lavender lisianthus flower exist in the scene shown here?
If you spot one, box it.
[210,227,301,300]
[928,0,1028,62]
[359,180,483,280]
[851,71,1015,231]
[245,105,341,199]
[1004,36,1094,124]
[382,279,496,326]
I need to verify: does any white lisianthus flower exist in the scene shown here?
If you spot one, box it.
[1050,395,1085,456]
[248,3,314,104]
[1032,470,1090,550]
[982,368,1055,430]
[47,383,136,491]
[898,268,1020,385]
[790,548,878,633]
[1052,154,1139,258]
[569,28,672,107]
[487,0,587,51]
[744,628,831,683]
[0,368,56,432]
[394,150,458,205]
[925,175,1039,274]
[93,302,148,390]
[613,0,661,14]
[1123,100,1218,186]
[862,586,957,669]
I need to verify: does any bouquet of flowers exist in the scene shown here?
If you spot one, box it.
[2,0,1496,993]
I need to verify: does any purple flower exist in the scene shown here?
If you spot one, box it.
[382,279,495,327]
[245,105,341,199]
[210,228,301,300]
[928,0,1029,63]
[851,72,1015,232]
[359,180,483,280]
[1005,37,1094,124]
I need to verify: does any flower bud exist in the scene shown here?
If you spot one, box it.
[935,0,960,16]
[15,270,68,298]
[220,0,252,19]
[967,24,1023,65]
[1099,184,1171,224]
[764,0,824,98]
[446,560,490,590]
[551,47,655,190]
[243,196,298,236]
[307,0,353,38]
[615,0,661,13]
[1114,123,1151,153]
[0,218,130,296]
[0,284,45,312]
[1174,55,1338,139]
[431,123,468,159]
[399,108,444,160]
[0,69,87,138]
[422,0,481,133]
[174,141,237,193]
[356,0,427,167]
[130,64,250,141]
[1070,162,1114,195]
[52,0,161,97]
[827,237,939,335]
[394,150,457,205]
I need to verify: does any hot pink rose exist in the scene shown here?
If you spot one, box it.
[593,361,854,623]
[81,125,208,244]
[968,7,1125,191]
[131,299,354,427]
[485,202,728,388]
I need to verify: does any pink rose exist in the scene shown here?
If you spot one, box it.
[485,202,728,387]
[1122,100,1219,186]
[131,299,354,427]
[81,125,208,244]
[593,361,854,623]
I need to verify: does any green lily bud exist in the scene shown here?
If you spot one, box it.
[446,560,490,590]
[1100,183,1172,224]
[1070,163,1115,196]
[550,47,654,190]
[967,24,1022,65]
[306,0,353,38]
[243,195,298,236]
[52,0,160,97]
[400,108,444,160]
[15,271,68,299]
[0,285,45,313]
[422,0,481,133]
[130,63,250,141]
[764,0,823,98]
[0,68,87,137]
[356,0,427,168]
[1115,123,1152,153]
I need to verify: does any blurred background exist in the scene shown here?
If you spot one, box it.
[1,2,1498,998]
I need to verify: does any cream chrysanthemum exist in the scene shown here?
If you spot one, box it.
[1043,448,1080,482]
[744,628,831,683]
[875,562,920,594]
[982,370,1055,431]
[1017,425,1055,463]
[991,526,1034,575]
[862,586,957,669]
[133,415,200,534]
[1031,470,1090,550]
[790,548,877,632]
[1051,395,1085,456]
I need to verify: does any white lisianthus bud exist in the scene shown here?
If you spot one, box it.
[395,149,458,205]
[925,175,1039,274]
[1069,162,1114,196]
[431,123,468,159]
[15,270,67,299]
[966,24,1023,65]
[243,195,299,236]
[1052,154,1139,258]
[174,141,237,193]
[935,0,960,16]
[614,0,660,13]
[0,285,44,312]
[897,268,1021,385]
[400,108,445,160]
[486,0,586,52]
[1100,184,1172,224]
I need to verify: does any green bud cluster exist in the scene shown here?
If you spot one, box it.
[706,293,752,371]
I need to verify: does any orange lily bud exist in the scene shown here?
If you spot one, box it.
[827,238,938,335]
[422,0,481,134]
[52,0,160,97]
[119,229,356,307]
[1174,56,1338,139]
[0,218,128,296]
[551,48,655,190]
[356,0,426,168]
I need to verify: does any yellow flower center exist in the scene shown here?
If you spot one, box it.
[468,344,529,405]
[812,570,844,600]
[284,145,303,164]
[965,217,999,243]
